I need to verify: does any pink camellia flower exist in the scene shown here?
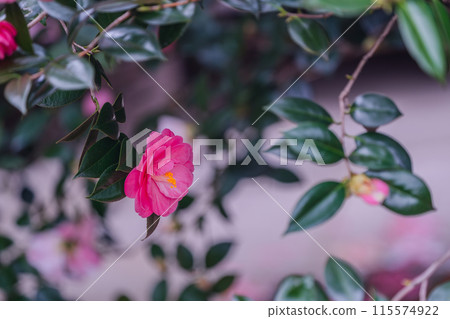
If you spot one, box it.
[26,218,101,283]
[349,174,389,205]
[124,129,194,218]
[0,21,17,60]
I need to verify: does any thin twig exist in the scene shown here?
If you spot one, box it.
[392,249,450,301]
[79,10,132,57]
[140,0,200,11]
[59,20,77,53]
[338,15,398,175]
[284,12,333,19]
[27,11,47,29]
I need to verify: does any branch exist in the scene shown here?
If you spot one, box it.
[27,11,47,29]
[79,10,132,57]
[392,249,450,301]
[139,0,200,11]
[337,15,397,175]
[284,12,333,19]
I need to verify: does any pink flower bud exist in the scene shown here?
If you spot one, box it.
[0,21,17,60]
[124,129,194,218]
[349,174,389,205]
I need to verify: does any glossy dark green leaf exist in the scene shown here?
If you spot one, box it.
[274,275,328,301]
[46,56,95,91]
[95,0,141,13]
[350,94,402,128]
[397,0,447,81]
[177,244,194,271]
[99,26,165,62]
[39,90,85,108]
[150,243,165,259]
[355,132,412,171]
[38,0,76,22]
[76,137,121,178]
[266,168,299,183]
[138,2,195,25]
[159,23,189,48]
[366,170,434,215]
[269,97,333,126]
[232,295,252,301]
[287,182,345,233]
[288,18,330,56]
[325,257,364,301]
[4,74,32,115]
[205,242,232,268]
[283,122,344,164]
[90,55,112,89]
[431,0,450,50]
[301,0,375,17]
[110,93,125,123]
[93,103,120,140]
[79,129,99,169]
[144,214,160,240]
[152,279,167,301]
[220,0,259,15]
[178,284,208,301]
[5,3,34,54]
[57,111,98,143]
[349,144,398,170]
[0,236,13,251]
[428,282,450,301]
[178,195,194,210]
[88,164,127,202]
[211,275,236,293]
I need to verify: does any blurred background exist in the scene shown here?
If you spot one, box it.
[1,1,450,301]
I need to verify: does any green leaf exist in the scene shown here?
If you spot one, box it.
[116,136,136,173]
[325,257,364,301]
[397,0,447,81]
[178,284,208,301]
[282,122,344,164]
[178,195,194,210]
[112,93,126,123]
[94,0,140,13]
[39,90,85,108]
[137,2,195,25]
[0,236,13,251]
[211,275,236,293]
[287,18,330,56]
[5,3,34,54]
[144,214,160,240]
[159,23,189,49]
[46,55,95,91]
[269,97,333,126]
[93,103,120,140]
[36,286,64,301]
[350,94,402,129]
[38,0,76,22]
[76,137,121,178]
[150,243,165,259]
[349,144,398,170]
[176,244,194,271]
[355,132,412,171]
[266,168,300,183]
[4,74,32,115]
[301,0,375,17]
[431,0,450,51]
[366,170,434,215]
[232,295,252,301]
[152,279,167,301]
[99,26,165,62]
[286,182,346,233]
[88,164,127,202]
[274,275,328,301]
[57,111,98,143]
[428,282,450,301]
[205,242,232,268]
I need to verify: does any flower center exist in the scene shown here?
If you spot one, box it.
[165,172,177,188]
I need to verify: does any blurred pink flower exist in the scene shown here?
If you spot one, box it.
[26,218,101,282]
[0,0,16,3]
[124,129,194,218]
[349,174,389,205]
[81,88,114,117]
[0,21,17,60]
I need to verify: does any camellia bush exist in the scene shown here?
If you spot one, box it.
[0,0,450,301]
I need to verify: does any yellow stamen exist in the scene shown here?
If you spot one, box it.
[165,172,177,188]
